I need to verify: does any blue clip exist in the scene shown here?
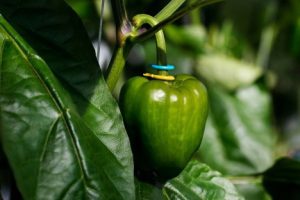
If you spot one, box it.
[151,64,175,71]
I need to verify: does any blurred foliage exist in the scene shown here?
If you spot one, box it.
[235,180,272,200]
[196,54,262,90]
[197,84,275,175]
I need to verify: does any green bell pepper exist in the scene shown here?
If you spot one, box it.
[119,70,208,178]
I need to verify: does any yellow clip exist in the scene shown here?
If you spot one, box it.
[143,73,175,81]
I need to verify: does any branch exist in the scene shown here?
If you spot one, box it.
[132,0,223,42]
[155,0,186,22]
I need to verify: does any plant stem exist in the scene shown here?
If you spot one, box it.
[155,0,186,22]
[105,43,132,91]
[132,14,167,66]
[134,0,223,42]
[256,24,277,69]
[110,0,131,44]
[105,0,222,92]
[105,14,169,91]
[106,0,132,92]
[188,0,202,25]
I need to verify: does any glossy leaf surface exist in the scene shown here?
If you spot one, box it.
[0,4,134,200]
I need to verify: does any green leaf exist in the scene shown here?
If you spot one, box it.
[196,54,262,90]
[197,84,275,175]
[163,160,244,200]
[0,4,134,200]
[135,180,163,200]
[263,158,300,200]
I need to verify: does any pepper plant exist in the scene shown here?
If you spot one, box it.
[0,0,299,199]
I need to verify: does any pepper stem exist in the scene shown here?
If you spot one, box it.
[131,14,168,75]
